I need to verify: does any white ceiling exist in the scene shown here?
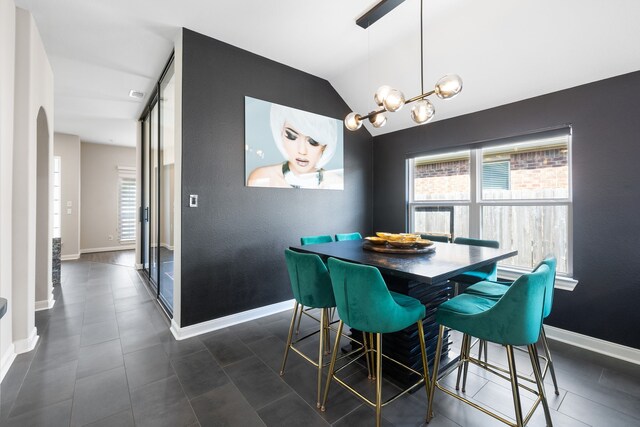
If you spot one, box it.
[15,0,640,147]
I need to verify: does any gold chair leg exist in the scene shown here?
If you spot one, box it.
[427,325,445,423]
[321,320,344,412]
[295,304,304,335]
[375,332,383,427]
[369,332,376,379]
[462,334,471,392]
[540,326,560,395]
[363,331,373,379]
[280,302,299,375]
[506,345,525,427]
[528,344,553,426]
[456,333,468,390]
[316,308,326,408]
[417,320,432,417]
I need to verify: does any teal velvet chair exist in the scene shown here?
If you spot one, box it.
[280,249,337,408]
[450,237,500,297]
[428,265,554,427]
[300,234,333,245]
[464,255,560,395]
[295,235,334,334]
[321,258,431,427]
[335,232,362,241]
[420,233,450,243]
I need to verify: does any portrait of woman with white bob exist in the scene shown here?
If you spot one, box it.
[246,99,343,189]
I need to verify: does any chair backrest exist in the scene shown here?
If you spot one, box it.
[335,232,362,241]
[300,235,333,245]
[453,237,500,249]
[327,257,423,334]
[475,264,550,346]
[284,249,335,309]
[532,255,557,318]
[453,237,500,280]
[420,233,450,243]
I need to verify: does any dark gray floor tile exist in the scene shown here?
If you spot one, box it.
[190,382,265,427]
[599,365,640,399]
[130,375,197,427]
[473,379,540,424]
[552,365,640,420]
[77,338,124,378]
[527,406,589,427]
[330,404,394,427]
[82,305,117,325]
[161,334,207,360]
[279,361,361,424]
[29,333,81,373]
[120,327,163,354]
[257,392,329,427]
[9,359,78,417]
[559,391,640,426]
[429,388,505,427]
[171,350,229,399]
[246,334,304,374]
[224,355,292,410]
[85,408,135,427]
[70,366,131,426]
[112,286,140,300]
[80,318,120,347]
[42,315,84,340]
[201,329,254,366]
[124,344,175,390]
[4,399,73,427]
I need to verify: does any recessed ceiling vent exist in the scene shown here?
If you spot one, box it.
[129,90,145,99]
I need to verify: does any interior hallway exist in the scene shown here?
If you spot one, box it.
[0,254,639,426]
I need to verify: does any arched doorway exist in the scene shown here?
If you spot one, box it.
[35,107,52,308]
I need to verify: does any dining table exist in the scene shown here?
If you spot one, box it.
[290,238,518,385]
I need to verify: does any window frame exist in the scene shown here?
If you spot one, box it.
[407,129,577,289]
[117,166,137,244]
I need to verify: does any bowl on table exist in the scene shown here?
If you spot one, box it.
[365,236,387,245]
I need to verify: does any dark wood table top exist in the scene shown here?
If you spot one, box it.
[290,239,517,285]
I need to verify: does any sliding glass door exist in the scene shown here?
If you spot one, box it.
[140,54,175,315]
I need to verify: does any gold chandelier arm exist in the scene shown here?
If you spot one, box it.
[406,89,435,104]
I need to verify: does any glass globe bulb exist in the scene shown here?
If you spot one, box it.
[382,89,405,112]
[411,99,435,124]
[344,112,362,131]
[435,74,463,99]
[373,85,393,106]
[369,112,387,128]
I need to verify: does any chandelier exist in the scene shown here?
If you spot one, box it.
[344,0,463,131]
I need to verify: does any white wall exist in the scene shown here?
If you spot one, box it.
[80,142,136,252]
[53,133,81,259]
[9,5,54,374]
[0,0,16,381]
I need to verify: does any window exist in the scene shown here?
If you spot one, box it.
[408,128,572,277]
[118,167,136,243]
[53,156,61,239]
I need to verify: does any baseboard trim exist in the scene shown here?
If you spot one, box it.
[544,324,640,365]
[61,253,80,261]
[14,327,39,354]
[135,263,143,270]
[35,297,55,311]
[0,343,17,383]
[170,299,294,341]
[80,245,135,254]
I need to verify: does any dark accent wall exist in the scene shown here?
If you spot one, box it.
[181,29,373,327]
[373,71,640,349]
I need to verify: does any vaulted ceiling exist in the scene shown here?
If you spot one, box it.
[15,0,640,146]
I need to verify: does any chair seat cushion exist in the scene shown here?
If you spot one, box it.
[465,281,510,299]
[436,294,497,320]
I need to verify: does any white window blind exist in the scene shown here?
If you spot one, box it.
[118,168,136,243]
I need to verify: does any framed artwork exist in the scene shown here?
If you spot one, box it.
[245,96,344,190]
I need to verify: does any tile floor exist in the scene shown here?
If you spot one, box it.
[1,255,639,426]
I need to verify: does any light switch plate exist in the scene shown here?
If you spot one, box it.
[189,195,198,207]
